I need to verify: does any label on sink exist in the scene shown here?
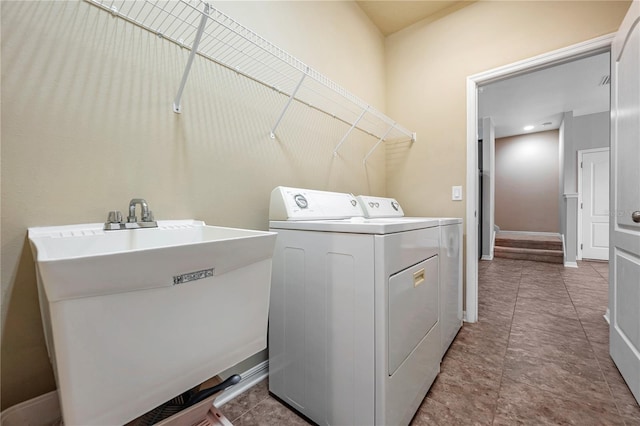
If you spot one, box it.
[173,268,215,285]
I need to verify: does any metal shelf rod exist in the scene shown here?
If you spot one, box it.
[270,71,307,139]
[363,124,395,164]
[172,2,210,113]
[333,106,368,155]
[85,0,417,146]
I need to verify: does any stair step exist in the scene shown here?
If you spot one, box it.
[495,237,562,251]
[494,246,563,264]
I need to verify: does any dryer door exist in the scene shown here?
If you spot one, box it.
[388,255,439,376]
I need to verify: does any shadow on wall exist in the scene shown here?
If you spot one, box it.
[1,240,57,410]
[385,138,414,177]
[0,0,401,410]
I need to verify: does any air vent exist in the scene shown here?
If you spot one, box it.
[542,122,552,126]
[599,75,611,86]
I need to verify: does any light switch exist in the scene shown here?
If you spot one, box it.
[452,186,463,201]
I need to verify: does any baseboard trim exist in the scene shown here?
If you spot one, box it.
[215,360,269,407]
[481,255,493,261]
[564,261,578,268]
[497,231,561,237]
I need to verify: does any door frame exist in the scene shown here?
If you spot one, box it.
[577,147,610,261]
[465,33,615,323]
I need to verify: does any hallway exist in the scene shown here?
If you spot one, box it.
[219,258,640,425]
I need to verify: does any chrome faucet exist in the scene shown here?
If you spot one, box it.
[104,198,158,230]
[128,198,153,223]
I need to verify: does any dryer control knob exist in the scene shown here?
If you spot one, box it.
[294,194,308,209]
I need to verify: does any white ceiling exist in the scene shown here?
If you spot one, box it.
[478,52,611,139]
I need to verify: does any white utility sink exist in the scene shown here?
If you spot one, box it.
[28,220,276,425]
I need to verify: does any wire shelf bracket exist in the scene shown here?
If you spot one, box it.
[270,70,307,139]
[173,2,210,113]
[333,106,369,155]
[85,0,417,155]
[363,124,395,164]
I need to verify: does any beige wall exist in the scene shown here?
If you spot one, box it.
[0,0,385,409]
[384,0,629,310]
[385,1,629,217]
[495,131,560,233]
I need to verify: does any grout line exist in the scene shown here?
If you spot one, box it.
[482,259,632,424]
[576,291,627,420]
[562,263,626,420]
[488,260,523,425]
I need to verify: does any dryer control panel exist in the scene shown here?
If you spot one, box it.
[356,195,405,218]
[269,186,364,220]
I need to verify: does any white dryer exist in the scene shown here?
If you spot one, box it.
[268,187,441,426]
[357,195,463,358]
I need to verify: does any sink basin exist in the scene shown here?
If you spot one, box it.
[30,220,276,301]
[28,220,277,425]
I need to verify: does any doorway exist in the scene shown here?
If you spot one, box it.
[464,34,615,323]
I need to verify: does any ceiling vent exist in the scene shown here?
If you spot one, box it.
[599,75,611,86]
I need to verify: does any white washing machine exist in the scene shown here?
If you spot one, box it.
[268,187,441,426]
[357,195,463,358]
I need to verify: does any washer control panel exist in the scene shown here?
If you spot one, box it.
[356,195,405,218]
[269,186,364,220]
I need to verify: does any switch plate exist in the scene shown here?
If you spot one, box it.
[452,186,463,201]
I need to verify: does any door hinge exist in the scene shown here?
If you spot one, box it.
[580,162,583,168]
[581,243,583,250]
[581,202,583,209]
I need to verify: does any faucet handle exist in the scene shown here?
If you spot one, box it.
[107,211,123,223]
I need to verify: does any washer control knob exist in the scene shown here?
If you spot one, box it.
[369,202,374,207]
[294,194,308,209]
[350,199,357,207]
[391,201,399,211]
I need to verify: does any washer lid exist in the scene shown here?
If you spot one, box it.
[269,217,439,234]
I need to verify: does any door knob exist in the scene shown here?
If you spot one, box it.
[632,211,640,223]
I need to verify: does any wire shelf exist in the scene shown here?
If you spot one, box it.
[86,0,416,152]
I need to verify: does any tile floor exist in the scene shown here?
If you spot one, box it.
[219,258,640,425]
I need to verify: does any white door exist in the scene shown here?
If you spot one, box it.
[610,0,640,405]
[580,149,610,260]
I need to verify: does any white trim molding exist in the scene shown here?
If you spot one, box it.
[562,231,577,267]
[465,33,614,324]
[490,228,496,258]
[497,230,561,237]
